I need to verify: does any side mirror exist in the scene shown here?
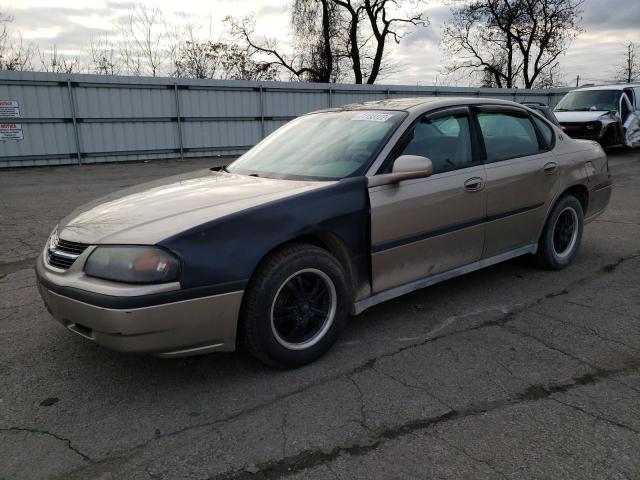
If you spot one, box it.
[368,155,433,187]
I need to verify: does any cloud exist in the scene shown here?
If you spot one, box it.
[3,0,638,86]
[10,7,110,30]
[581,0,640,30]
[256,4,286,17]
[104,1,138,10]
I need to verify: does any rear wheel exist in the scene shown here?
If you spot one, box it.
[535,195,584,269]
[239,243,349,368]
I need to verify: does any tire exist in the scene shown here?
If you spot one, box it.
[535,195,584,270]
[239,243,349,368]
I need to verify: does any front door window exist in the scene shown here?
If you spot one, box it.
[398,113,474,174]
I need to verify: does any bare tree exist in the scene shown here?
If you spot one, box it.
[614,42,639,84]
[228,14,329,82]
[175,40,224,78]
[0,12,36,71]
[334,0,429,84]
[89,35,121,75]
[219,44,280,81]
[290,0,348,82]
[0,12,8,48]
[38,45,80,73]
[120,4,181,77]
[175,40,278,80]
[442,0,584,88]
[442,2,521,88]
[174,16,278,81]
[230,0,428,84]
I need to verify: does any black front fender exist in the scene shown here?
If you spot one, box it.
[159,176,370,294]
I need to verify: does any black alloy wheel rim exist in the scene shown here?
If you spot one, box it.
[271,269,336,349]
[553,208,577,257]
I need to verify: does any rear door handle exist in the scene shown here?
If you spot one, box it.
[543,162,558,175]
[464,177,485,192]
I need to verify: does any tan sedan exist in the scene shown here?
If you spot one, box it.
[36,97,612,367]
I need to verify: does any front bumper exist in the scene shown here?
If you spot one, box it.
[568,133,602,142]
[36,253,244,357]
[559,123,603,142]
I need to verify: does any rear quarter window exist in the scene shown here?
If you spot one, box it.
[531,116,554,149]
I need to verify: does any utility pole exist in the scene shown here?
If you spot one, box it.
[575,75,580,87]
[626,43,633,83]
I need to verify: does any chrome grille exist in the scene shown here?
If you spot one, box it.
[47,235,90,271]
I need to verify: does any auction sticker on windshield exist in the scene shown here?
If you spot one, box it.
[351,112,393,122]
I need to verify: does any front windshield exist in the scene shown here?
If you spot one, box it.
[227,110,405,180]
[555,90,621,112]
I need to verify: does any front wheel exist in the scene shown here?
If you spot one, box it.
[535,195,584,270]
[239,243,349,368]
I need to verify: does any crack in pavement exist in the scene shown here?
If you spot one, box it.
[345,375,373,433]
[0,256,38,279]
[54,251,640,478]
[0,426,92,462]
[530,308,640,353]
[433,432,510,479]
[563,299,640,322]
[211,362,640,480]
[550,397,640,436]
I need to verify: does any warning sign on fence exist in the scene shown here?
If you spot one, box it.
[0,101,20,118]
[0,123,24,140]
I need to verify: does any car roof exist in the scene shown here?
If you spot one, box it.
[572,84,640,92]
[323,96,530,113]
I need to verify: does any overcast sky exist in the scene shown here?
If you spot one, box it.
[3,0,639,86]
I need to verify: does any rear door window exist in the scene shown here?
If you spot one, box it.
[477,112,541,162]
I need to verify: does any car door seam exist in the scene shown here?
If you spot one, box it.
[371,202,544,253]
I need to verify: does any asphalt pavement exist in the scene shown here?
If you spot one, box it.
[1,150,639,480]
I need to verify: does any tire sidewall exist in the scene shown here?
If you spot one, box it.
[243,246,349,367]
[541,196,584,269]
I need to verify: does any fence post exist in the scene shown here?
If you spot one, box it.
[328,87,333,108]
[173,83,184,161]
[259,85,265,139]
[66,79,82,165]
[386,88,390,99]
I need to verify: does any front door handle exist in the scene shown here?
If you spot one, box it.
[464,177,485,192]
[543,162,558,175]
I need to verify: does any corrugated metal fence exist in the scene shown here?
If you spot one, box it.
[0,71,571,168]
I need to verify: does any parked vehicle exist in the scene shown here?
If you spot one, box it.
[36,97,612,367]
[554,84,640,148]
[521,102,562,127]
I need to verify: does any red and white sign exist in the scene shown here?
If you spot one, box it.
[0,100,20,118]
[0,123,24,140]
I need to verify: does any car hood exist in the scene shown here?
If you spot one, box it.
[58,169,333,245]
[554,111,614,123]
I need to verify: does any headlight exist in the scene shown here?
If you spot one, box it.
[84,246,181,284]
